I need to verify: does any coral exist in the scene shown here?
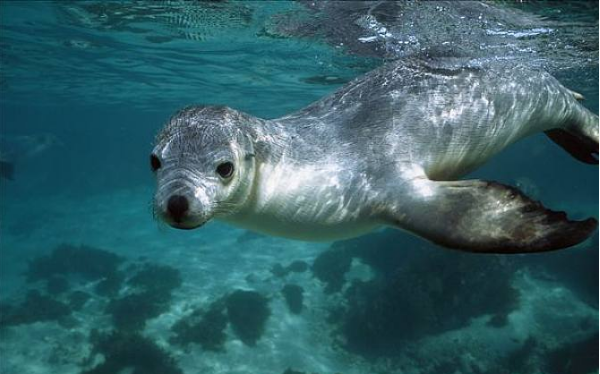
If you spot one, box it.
[171,299,228,351]
[282,284,304,314]
[26,244,123,282]
[312,247,353,293]
[0,290,71,327]
[226,290,270,346]
[82,330,183,374]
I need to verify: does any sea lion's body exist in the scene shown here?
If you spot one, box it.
[152,59,598,252]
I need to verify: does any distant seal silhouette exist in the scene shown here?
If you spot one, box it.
[151,58,598,253]
[0,133,63,181]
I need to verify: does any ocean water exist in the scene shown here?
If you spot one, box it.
[0,2,598,374]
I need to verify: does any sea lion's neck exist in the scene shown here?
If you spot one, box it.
[223,116,375,241]
[248,118,299,165]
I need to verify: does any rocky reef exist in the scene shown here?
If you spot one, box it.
[171,299,229,352]
[226,290,271,346]
[313,230,520,357]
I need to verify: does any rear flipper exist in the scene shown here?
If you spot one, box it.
[386,179,597,253]
[545,93,599,164]
[546,128,598,164]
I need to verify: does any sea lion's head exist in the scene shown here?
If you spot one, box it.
[151,105,257,229]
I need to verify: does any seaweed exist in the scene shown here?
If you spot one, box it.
[26,244,123,282]
[0,290,71,327]
[312,247,353,293]
[545,333,599,374]
[271,260,309,278]
[282,369,329,374]
[68,290,92,311]
[340,277,436,355]
[287,260,309,273]
[94,271,124,297]
[127,263,182,295]
[324,230,520,357]
[282,369,307,374]
[282,284,304,314]
[82,330,183,374]
[329,229,415,279]
[519,242,599,306]
[428,358,462,374]
[171,299,228,351]
[13,244,185,335]
[271,263,288,278]
[46,276,70,295]
[504,336,537,374]
[0,303,15,328]
[226,290,270,346]
[107,292,168,331]
[105,264,182,331]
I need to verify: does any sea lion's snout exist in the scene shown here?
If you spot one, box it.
[155,183,212,230]
[162,192,206,230]
[166,195,189,224]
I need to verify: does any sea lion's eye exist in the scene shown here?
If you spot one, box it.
[216,162,234,179]
[150,154,161,172]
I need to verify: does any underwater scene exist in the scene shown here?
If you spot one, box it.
[0,1,598,374]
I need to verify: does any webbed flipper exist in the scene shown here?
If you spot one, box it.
[545,97,598,164]
[545,128,598,164]
[387,179,597,253]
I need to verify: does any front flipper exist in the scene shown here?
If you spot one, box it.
[386,179,597,253]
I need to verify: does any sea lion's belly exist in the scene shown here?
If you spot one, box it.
[220,162,381,241]
[221,211,379,241]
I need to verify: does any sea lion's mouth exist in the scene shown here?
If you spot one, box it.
[168,220,206,230]
[155,201,209,230]
[154,190,212,230]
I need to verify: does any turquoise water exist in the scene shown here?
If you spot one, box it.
[0,2,598,374]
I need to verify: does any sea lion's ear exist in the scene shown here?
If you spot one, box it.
[245,153,255,161]
[384,178,597,253]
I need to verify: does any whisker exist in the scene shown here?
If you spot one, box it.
[147,197,170,232]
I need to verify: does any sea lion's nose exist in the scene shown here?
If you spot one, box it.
[167,195,189,223]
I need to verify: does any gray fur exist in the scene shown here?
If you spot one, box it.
[152,58,598,252]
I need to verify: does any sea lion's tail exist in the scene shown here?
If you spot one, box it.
[545,91,599,164]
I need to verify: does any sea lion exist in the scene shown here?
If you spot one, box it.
[151,58,598,253]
